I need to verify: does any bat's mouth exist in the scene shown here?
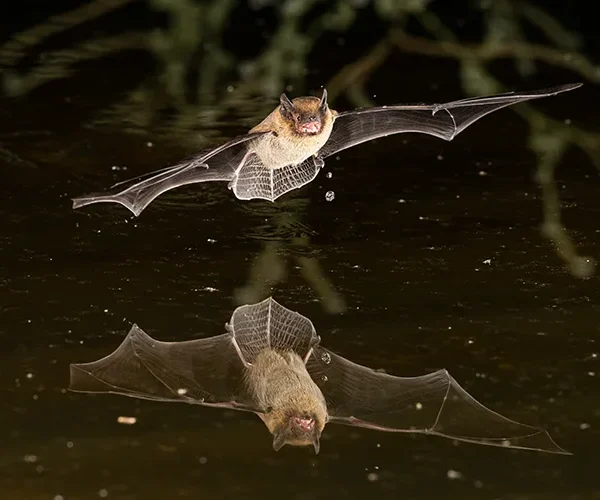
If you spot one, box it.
[293,416,315,432]
[298,121,321,134]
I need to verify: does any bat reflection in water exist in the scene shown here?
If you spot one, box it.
[72,83,582,216]
[70,298,569,455]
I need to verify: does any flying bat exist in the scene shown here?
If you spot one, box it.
[69,297,569,455]
[71,83,582,217]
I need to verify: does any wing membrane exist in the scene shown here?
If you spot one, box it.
[69,324,257,411]
[72,132,268,216]
[231,155,323,202]
[228,297,319,365]
[319,83,582,158]
[307,347,569,454]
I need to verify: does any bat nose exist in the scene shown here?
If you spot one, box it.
[294,416,315,431]
[298,120,320,134]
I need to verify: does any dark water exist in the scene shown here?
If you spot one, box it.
[2,51,600,500]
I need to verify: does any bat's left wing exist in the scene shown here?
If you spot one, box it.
[306,346,569,454]
[319,83,582,158]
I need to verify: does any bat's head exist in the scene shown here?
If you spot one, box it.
[279,89,329,136]
[271,411,324,454]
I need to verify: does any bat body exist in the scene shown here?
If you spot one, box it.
[72,83,582,217]
[247,349,327,452]
[70,298,569,455]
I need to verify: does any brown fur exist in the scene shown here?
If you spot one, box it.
[249,96,337,169]
[245,349,327,449]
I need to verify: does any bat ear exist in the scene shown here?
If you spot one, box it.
[272,429,287,452]
[319,88,328,109]
[279,93,294,114]
[312,435,321,455]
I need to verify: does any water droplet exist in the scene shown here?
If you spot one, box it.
[321,352,331,364]
[447,469,463,480]
[325,191,335,202]
[321,375,328,382]
[117,416,137,425]
[326,172,332,178]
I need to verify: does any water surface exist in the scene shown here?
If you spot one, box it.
[1,50,599,500]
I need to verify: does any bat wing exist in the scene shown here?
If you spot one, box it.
[70,298,320,407]
[227,297,320,366]
[229,155,324,203]
[306,347,569,454]
[69,324,260,412]
[319,83,582,158]
[72,132,270,217]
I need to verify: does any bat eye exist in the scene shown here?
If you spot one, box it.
[295,115,301,122]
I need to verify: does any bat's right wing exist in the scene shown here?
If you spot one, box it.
[307,347,569,454]
[69,324,260,412]
[72,132,270,217]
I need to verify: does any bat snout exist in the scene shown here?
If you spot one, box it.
[293,415,315,432]
[297,119,321,135]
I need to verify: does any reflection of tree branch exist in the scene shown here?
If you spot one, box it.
[517,2,582,50]
[0,0,136,67]
[3,33,147,96]
[532,131,596,277]
[393,13,599,277]
[234,208,346,314]
[390,32,600,84]
[0,144,37,169]
[326,9,599,278]
[326,39,390,101]
[327,30,600,103]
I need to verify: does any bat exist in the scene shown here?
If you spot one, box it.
[72,83,582,217]
[69,297,569,455]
